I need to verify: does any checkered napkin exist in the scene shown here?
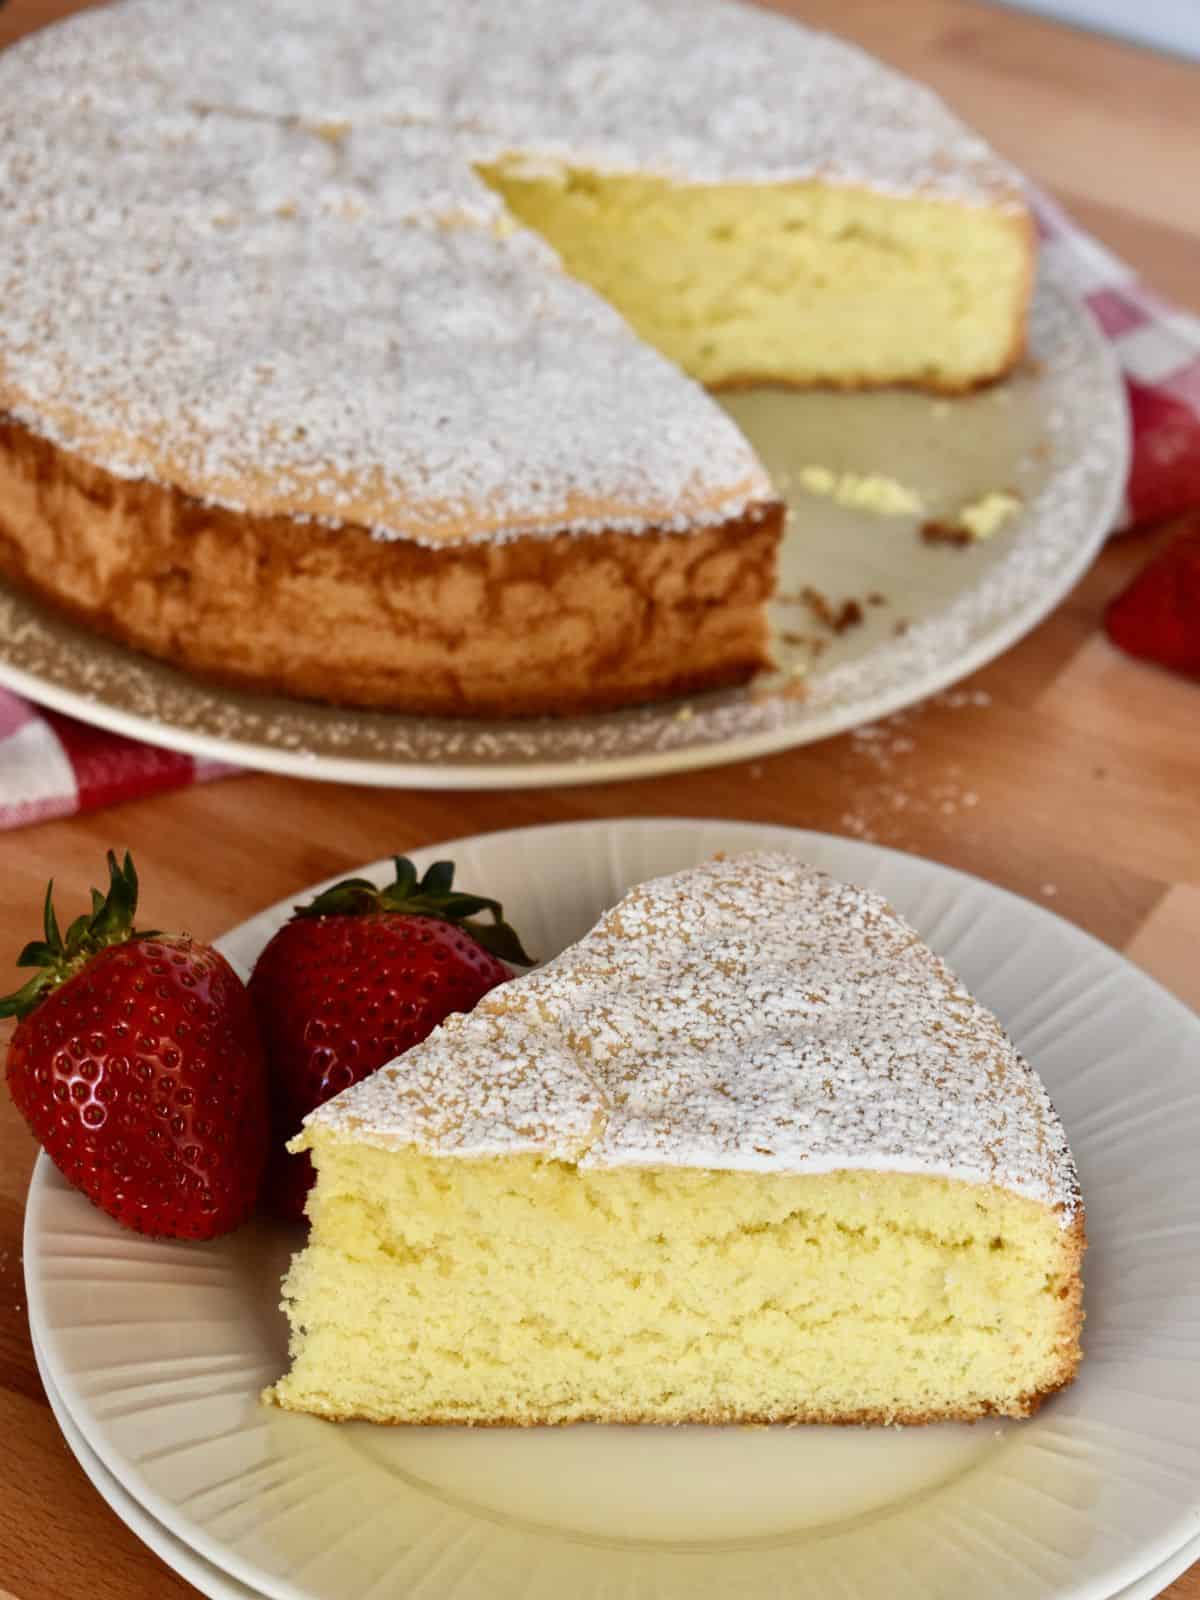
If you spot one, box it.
[0,694,235,830]
[2,192,1199,831]
[1034,189,1200,526]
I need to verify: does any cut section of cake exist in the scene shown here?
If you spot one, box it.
[266,852,1084,1426]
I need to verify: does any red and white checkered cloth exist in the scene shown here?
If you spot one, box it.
[1034,189,1200,527]
[0,694,235,830]
[2,189,1199,831]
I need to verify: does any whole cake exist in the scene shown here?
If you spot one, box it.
[267,853,1084,1426]
[0,0,1032,716]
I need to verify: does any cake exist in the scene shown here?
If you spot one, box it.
[266,853,1084,1426]
[0,0,1032,717]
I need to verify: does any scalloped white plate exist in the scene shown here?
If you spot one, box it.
[0,272,1128,789]
[25,820,1200,1600]
[35,1339,259,1600]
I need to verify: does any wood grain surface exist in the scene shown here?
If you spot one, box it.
[1,1,1198,1596]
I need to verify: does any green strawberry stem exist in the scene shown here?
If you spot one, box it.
[0,851,158,1021]
[296,856,534,966]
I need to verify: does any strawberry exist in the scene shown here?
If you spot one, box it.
[1105,519,1200,679]
[248,856,533,1221]
[2,852,268,1239]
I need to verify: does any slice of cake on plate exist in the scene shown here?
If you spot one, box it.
[266,853,1083,1426]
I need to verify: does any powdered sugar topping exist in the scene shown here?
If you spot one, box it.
[308,853,1080,1221]
[0,102,766,542]
[0,0,1018,545]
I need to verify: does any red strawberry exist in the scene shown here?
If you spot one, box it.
[249,856,533,1221]
[1105,519,1200,678]
[2,852,268,1239]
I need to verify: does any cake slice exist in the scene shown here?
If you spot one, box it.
[266,853,1083,1425]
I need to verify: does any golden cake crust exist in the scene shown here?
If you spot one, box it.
[0,413,781,716]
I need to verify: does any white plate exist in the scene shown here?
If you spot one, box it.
[0,272,1127,789]
[32,1337,1200,1600]
[25,820,1200,1600]
[34,1338,258,1600]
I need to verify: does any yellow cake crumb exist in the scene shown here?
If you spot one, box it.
[799,465,924,516]
[959,490,1022,540]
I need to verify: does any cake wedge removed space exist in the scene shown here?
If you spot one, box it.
[266,852,1084,1426]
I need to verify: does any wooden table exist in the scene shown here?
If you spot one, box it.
[1,1,1197,1595]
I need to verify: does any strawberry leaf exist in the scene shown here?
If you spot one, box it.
[42,879,63,954]
[15,939,57,969]
[0,849,158,1020]
[390,856,418,897]
[0,969,59,1019]
[462,917,536,967]
[89,851,139,942]
[297,877,379,918]
[421,862,455,897]
[292,855,534,965]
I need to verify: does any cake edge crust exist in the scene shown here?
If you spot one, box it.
[0,412,783,718]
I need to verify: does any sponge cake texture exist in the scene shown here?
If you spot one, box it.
[266,854,1083,1426]
[480,168,1033,393]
